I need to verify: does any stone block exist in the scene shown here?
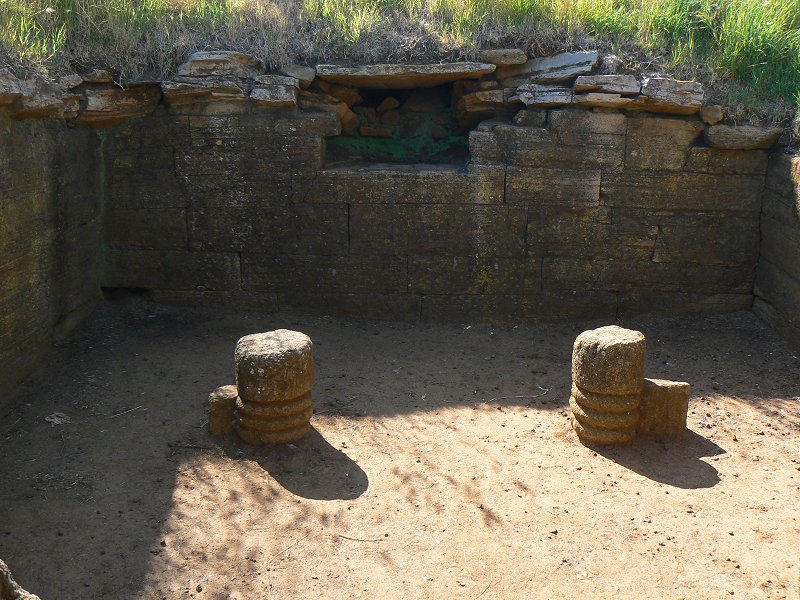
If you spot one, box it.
[409,256,531,295]
[705,125,783,150]
[187,204,348,255]
[549,108,627,144]
[235,330,314,404]
[209,385,237,436]
[759,217,800,282]
[765,153,800,197]
[683,147,768,175]
[574,75,640,95]
[761,190,800,227]
[700,104,723,125]
[242,255,407,294]
[315,62,496,88]
[637,378,690,436]
[497,51,598,83]
[349,205,526,257]
[105,209,188,250]
[625,115,704,171]
[177,51,264,78]
[479,49,528,65]
[572,325,647,396]
[73,84,161,127]
[505,167,601,206]
[104,249,240,291]
[305,163,504,205]
[601,173,763,212]
[512,84,572,107]
[618,290,752,318]
[277,292,421,321]
[633,78,703,114]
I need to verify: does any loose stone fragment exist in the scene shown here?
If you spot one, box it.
[704,125,783,150]
[571,325,646,396]
[700,104,724,125]
[569,395,639,430]
[637,378,691,436]
[282,64,316,88]
[571,384,640,414]
[570,414,637,446]
[208,385,237,436]
[574,74,640,95]
[0,559,41,600]
[235,330,315,404]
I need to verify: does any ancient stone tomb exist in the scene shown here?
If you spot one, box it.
[570,325,691,445]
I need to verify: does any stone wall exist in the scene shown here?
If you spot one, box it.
[0,118,102,397]
[102,103,767,323]
[755,153,800,345]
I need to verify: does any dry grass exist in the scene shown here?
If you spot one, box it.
[0,0,798,121]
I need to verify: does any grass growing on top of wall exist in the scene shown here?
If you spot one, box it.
[0,0,798,120]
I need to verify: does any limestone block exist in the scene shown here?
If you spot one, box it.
[497,51,598,84]
[574,74,640,95]
[162,78,248,105]
[570,414,637,446]
[249,84,298,107]
[573,93,634,109]
[315,62,495,89]
[637,378,690,436]
[282,65,316,88]
[511,84,572,107]
[479,49,527,65]
[571,325,646,395]
[571,384,640,413]
[632,78,703,115]
[704,125,783,150]
[208,385,237,436]
[235,330,315,404]
[625,115,704,171]
[177,51,264,78]
[73,84,161,127]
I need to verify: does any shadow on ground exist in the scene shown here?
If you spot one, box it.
[0,295,797,598]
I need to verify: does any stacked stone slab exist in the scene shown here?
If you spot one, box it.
[233,330,315,444]
[570,325,646,446]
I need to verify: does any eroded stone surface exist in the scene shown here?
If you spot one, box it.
[479,48,527,66]
[704,125,783,150]
[570,414,637,446]
[570,395,639,430]
[573,92,634,109]
[235,330,315,404]
[571,384,640,413]
[498,50,598,85]
[574,74,640,95]
[177,51,264,78]
[638,378,690,436]
[282,65,316,88]
[315,63,496,89]
[0,559,40,600]
[208,385,237,436]
[512,84,572,107]
[633,78,703,115]
[572,325,646,395]
[73,84,161,127]
[700,104,723,125]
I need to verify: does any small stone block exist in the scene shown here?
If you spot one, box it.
[637,378,691,436]
[569,394,639,430]
[572,325,646,395]
[235,330,314,404]
[208,385,237,436]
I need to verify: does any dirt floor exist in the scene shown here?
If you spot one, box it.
[1,296,799,599]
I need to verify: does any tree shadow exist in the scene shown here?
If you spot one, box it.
[218,426,369,500]
[590,429,724,489]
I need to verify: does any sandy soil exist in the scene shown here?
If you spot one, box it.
[1,296,799,600]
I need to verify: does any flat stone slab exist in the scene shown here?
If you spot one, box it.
[632,77,703,115]
[574,74,640,95]
[72,84,161,127]
[315,63,496,89]
[512,84,572,107]
[479,49,528,66]
[704,124,783,150]
[177,51,264,79]
[499,51,598,85]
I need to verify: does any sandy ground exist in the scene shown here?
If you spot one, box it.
[1,296,799,600]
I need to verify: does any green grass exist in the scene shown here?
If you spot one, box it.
[1,0,798,120]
